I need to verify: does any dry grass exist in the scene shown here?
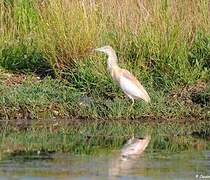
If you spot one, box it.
[0,0,209,82]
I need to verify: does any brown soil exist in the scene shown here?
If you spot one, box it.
[0,70,40,86]
[169,80,209,106]
[1,114,209,131]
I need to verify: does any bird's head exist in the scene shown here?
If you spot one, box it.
[95,45,118,69]
[95,45,114,55]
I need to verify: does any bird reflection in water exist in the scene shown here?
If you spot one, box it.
[109,136,151,179]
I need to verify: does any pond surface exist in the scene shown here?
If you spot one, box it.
[0,151,209,180]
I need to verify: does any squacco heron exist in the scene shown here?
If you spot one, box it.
[95,46,150,106]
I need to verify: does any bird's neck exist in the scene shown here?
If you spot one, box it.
[107,52,119,72]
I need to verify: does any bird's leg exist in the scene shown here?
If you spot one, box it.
[128,98,134,114]
[131,98,134,107]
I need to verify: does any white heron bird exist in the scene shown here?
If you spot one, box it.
[95,45,150,106]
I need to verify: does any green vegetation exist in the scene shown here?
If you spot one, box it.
[0,0,209,156]
[0,0,209,82]
[0,74,209,119]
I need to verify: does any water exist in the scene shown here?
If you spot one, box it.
[0,151,209,180]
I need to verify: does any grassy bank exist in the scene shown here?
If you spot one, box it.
[0,0,209,156]
[0,71,209,120]
[0,0,209,117]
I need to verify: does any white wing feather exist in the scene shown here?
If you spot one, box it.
[120,75,150,102]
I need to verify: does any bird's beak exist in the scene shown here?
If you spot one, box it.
[94,47,103,52]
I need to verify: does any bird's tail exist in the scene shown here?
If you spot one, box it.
[139,84,151,103]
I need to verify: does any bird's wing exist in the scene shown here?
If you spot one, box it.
[119,69,150,102]
[121,69,142,86]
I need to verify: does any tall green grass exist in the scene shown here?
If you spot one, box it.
[0,0,209,88]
